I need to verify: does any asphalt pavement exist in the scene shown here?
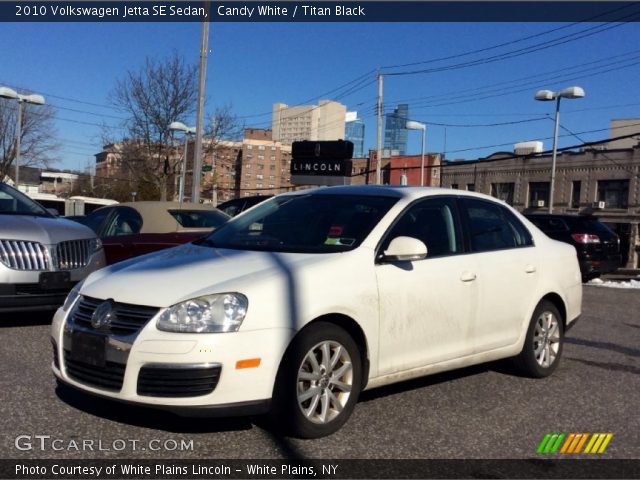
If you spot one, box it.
[0,286,638,461]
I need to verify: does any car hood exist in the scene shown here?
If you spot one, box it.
[82,243,331,307]
[0,215,97,244]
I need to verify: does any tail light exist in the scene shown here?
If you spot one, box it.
[572,233,600,244]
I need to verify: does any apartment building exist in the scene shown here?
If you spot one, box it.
[272,100,347,145]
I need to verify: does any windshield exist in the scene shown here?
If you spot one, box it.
[0,183,52,217]
[198,193,398,253]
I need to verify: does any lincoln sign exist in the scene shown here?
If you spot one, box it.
[290,140,353,186]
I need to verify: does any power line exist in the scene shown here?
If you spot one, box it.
[380,2,639,70]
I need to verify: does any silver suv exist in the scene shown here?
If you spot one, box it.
[0,182,106,312]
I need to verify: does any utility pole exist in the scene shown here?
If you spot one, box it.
[191,2,210,203]
[376,72,383,185]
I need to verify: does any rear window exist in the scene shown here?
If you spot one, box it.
[565,217,615,235]
[169,210,229,229]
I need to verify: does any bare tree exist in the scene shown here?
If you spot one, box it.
[201,104,244,201]
[0,99,58,180]
[110,53,198,200]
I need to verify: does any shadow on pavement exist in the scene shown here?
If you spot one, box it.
[55,382,255,434]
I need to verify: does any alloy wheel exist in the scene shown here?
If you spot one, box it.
[296,340,353,424]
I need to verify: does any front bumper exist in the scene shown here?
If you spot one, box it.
[0,250,105,313]
[51,305,294,412]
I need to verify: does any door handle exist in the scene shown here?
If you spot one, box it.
[460,271,477,282]
[525,265,537,274]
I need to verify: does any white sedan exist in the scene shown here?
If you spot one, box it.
[51,186,582,438]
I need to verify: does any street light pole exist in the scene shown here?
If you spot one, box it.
[0,86,45,188]
[406,120,427,186]
[169,121,196,203]
[535,86,585,214]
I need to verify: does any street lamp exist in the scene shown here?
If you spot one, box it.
[169,121,196,203]
[406,120,427,186]
[0,86,45,187]
[534,86,585,213]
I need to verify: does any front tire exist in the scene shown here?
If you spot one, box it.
[272,322,362,438]
[513,300,564,378]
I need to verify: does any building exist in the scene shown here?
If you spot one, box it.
[608,119,640,150]
[272,100,346,145]
[345,112,365,158]
[236,128,292,198]
[387,154,442,187]
[440,141,640,269]
[384,104,409,155]
[182,129,294,203]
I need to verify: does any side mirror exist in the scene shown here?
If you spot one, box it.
[381,236,427,262]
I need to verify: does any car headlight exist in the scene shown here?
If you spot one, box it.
[62,280,84,312]
[157,293,248,333]
[90,238,103,252]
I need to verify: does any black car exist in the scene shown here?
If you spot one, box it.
[525,213,621,281]
[217,195,272,217]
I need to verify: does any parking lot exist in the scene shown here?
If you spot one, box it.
[0,286,638,461]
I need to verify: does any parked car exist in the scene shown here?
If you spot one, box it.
[217,195,272,217]
[74,201,229,265]
[52,186,582,438]
[0,182,105,312]
[525,213,621,281]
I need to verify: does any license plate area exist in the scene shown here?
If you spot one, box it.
[71,331,106,367]
[39,271,71,291]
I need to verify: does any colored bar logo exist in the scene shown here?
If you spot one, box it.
[537,433,613,454]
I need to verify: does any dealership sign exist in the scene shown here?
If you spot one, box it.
[290,140,353,186]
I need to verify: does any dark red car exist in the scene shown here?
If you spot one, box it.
[75,201,229,265]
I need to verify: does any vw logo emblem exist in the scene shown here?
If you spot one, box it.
[91,300,116,330]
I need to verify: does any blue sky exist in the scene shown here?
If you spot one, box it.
[1,18,639,172]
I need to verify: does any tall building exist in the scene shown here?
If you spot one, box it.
[384,104,409,155]
[345,111,365,158]
[272,100,346,145]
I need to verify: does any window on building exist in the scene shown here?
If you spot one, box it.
[257,164,264,170]
[490,183,515,205]
[571,181,581,208]
[271,146,277,151]
[528,182,550,208]
[467,184,475,192]
[598,180,629,208]
[258,145,265,150]
[256,183,263,188]
[247,145,253,150]
[258,155,265,160]
[450,184,459,189]
[256,174,264,180]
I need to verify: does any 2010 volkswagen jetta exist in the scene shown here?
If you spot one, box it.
[51,186,582,438]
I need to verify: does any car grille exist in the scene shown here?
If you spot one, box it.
[55,239,93,270]
[137,365,222,397]
[63,351,125,391]
[0,240,50,271]
[72,296,159,336]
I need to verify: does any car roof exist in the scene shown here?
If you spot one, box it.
[282,185,506,203]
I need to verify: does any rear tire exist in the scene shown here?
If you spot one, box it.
[271,322,362,438]
[513,300,564,378]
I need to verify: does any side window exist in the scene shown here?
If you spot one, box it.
[385,197,462,258]
[499,206,533,247]
[82,207,114,234]
[462,198,530,252]
[104,207,143,237]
